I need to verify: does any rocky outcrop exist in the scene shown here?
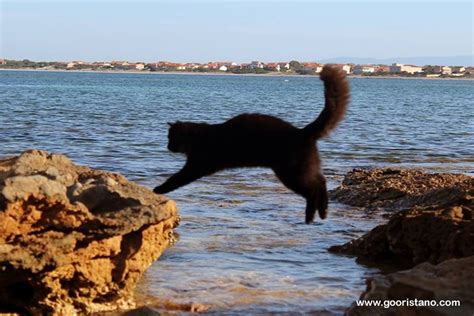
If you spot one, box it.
[0,150,179,315]
[329,168,473,268]
[330,205,474,267]
[330,168,472,211]
[330,168,474,315]
[347,256,474,316]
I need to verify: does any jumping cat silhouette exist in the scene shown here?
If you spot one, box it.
[154,65,349,224]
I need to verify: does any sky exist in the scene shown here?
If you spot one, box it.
[1,0,473,64]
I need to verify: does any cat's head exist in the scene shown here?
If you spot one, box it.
[167,121,191,153]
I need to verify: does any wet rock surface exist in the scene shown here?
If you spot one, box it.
[346,256,474,316]
[329,168,473,267]
[0,150,179,315]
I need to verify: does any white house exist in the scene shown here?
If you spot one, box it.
[341,64,351,74]
[219,65,228,71]
[135,63,145,70]
[352,65,375,74]
[441,66,452,75]
[249,61,264,69]
[315,66,324,73]
[390,63,423,74]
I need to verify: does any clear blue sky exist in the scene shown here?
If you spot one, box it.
[1,1,472,63]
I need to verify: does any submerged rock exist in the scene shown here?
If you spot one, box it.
[329,168,473,267]
[0,150,179,315]
[346,256,474,315]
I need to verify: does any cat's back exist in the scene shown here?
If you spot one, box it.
[214,113,301,154]
[223,113,297,132]
[198,113,306,166]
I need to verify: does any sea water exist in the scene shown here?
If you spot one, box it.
[1,70,473,314]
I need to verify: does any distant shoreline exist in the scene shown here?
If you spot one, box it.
[1,67,473,80]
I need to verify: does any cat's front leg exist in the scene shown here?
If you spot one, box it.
[153,162,211,194]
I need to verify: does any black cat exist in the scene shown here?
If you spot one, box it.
[154,65,349,223]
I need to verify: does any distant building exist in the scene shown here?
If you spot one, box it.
[156,61,181,69]
[219,65,228,71]
[422,65,442,74]
[264,63,279,71]
[441,66,452,75]
[465,67,474,74]
[135,63,145,70]
[314,65,324,73]
[111,61,129,66]
[207,62,219,69]
[302,62,320,69]
[298,62,323,73]
[66,62,76,69]
[352,65,375,74]
[0,59,6,65]
[249,61,264,69]
[273,62,290,71]
[390,63,423,74]
[375,65,390,73]
[449,66,466,76]
[335,64,351,74]
[451,66,466,74]
[185,63,201,69]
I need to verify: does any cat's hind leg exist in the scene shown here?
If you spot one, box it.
[305,174,329,224]
[305,176,328,223]
[304,183,328,223]
[273,164,329,223]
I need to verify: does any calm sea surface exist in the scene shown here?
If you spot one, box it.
[1,70,473,314]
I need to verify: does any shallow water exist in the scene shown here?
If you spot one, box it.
[1,70,473,314]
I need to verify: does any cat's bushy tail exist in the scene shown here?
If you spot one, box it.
[302,65,349,140]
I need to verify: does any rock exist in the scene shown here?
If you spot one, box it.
[330,168,472,211]
[123,301,210,315]
[346,256,474,315]
[329,168,473,268]
[0,150,179,315]
[330,206,474,267]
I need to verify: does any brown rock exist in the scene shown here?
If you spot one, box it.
[329,168,473,268]
[0,150,179,315]
[330,168,473,211]
[346,256,474,315]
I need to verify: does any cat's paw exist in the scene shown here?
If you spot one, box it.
[153,186,164,194]
[318,209,328,220]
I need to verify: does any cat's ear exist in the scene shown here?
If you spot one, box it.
[167,122,173,127]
